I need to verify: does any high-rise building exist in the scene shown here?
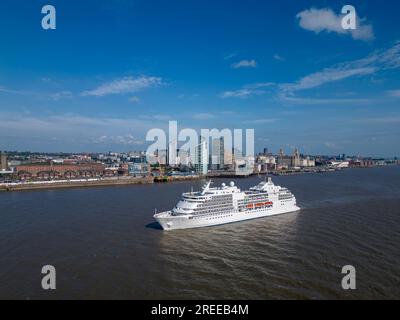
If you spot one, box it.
[167,140,178,167]
[0,151,8,171]
[194,137,208,175]
[177,149,190,167]
[157,149,168,165]
[219,138,225,169]
[210,137,224,170]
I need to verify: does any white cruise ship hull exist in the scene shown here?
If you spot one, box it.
[154,205,300,231]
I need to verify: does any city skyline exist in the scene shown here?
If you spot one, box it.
[1,0,400,157]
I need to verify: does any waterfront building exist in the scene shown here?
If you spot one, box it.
[117,163,129,176]
[15,163,106,180]
[255,155,276,172]
[194,137,208,175]
[292,149,301,167]
[145,153,158,165]
[350,159,376,168]
[130,154,147,164]
[210,137,225,170]
[277,148,301,169]
[156,149,168,165]
[373,159,386,166]
[300,156,316,167]
[167,140,178,167]
[0,151,8,171]
[232,147,244,161]
[8,160,22,167]
[177,149,190,167]
[234,156,255,176]
[128,163,150,177]
[224,148,233,168]
[330,161,349,169]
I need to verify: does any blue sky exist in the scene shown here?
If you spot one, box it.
[0,0,399,156]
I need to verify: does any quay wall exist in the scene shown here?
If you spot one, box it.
[0,177,154,192]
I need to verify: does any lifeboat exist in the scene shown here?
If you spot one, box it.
[247,201,273,209]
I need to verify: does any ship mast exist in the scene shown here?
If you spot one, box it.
[201,180,212,195]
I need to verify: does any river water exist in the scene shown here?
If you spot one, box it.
[0,166,399,299]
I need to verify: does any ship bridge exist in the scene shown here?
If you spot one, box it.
[249,177,280,193]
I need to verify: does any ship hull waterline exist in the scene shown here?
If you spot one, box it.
[154,205,301,231]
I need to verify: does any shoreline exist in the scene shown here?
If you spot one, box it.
[0,176,154,192]
[0,175,204,192]
[1,165,397,192]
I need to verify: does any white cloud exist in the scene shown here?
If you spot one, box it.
[0,112,171,134]
[324,142,338,149]
[0,86,33,95]
[297,8,344,34]
[220,44,400,103]
[245,82,275,89]
[224,52,238,60]
[273,54,285,61]
[129,96,140,104]
[296,7,374,41]
[282,67,376,93]
[387,90,400,97]
[219,82,274,99]
[48,91,73,101]
[0,86,72,101]
[231,59,257,69]
[282,43,400,94]
[93,134,143,145]
[41,77,54,84]
[351,20,374,41]
[219,88,265,99]
[0,113,168,150]
[279,95,373,105]
[82,76,163,97]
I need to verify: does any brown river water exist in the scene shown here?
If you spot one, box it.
[0,166,399,299]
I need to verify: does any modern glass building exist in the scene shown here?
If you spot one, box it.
[194,137,208,175]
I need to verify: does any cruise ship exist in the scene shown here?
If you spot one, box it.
[154,177,300,230]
